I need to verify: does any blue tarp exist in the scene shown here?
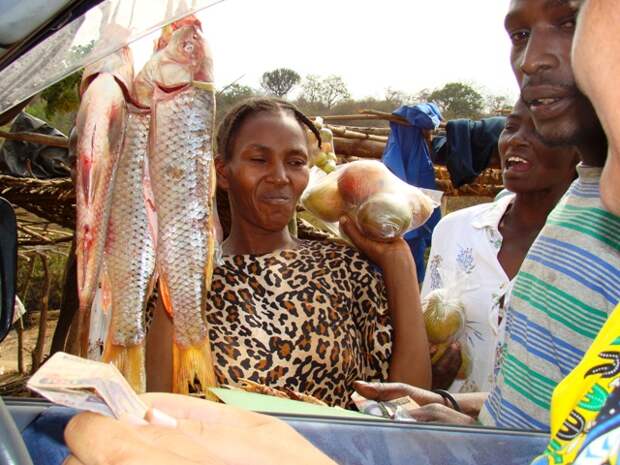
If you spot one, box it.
[382,104,443,282]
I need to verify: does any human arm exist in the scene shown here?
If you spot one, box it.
[430,342,462,390]
[63,394,336,465]
[341,216,431,389]
[354,380,487,419]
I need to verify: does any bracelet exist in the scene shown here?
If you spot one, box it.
[432,389,462,413]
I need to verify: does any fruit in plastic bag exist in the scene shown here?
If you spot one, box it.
[357,192,413,240]
[301,173,346,223]
[302,159,438,241]
[337,160,388,204]
[422,289,465,345]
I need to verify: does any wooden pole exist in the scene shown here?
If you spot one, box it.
[333,137,385,159]
[0,130,69,148]
[51,238,78,355]
[16,255,36,374]
[314,114,410,125]
[31,254,51,372]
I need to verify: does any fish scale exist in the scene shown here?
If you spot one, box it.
[75,72,128,356]
[102,105,156,392]
[149,83,217,394]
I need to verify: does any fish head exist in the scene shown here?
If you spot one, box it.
[157,24,213,88]
[80,45,135,100]
[80,23,135,98]
[155,15,202,51]
[133,19,212,108]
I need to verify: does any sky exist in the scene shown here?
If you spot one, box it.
[131,0,519,101]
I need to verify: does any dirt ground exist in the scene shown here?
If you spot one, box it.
[0,311,59,377]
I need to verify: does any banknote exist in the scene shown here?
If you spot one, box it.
[351,392,419,421]
[27,352,147,419]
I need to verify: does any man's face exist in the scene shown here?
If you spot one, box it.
[573,0,620,214]
[505,0,597,146]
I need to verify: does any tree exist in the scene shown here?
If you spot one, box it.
[384,87,413,107]
[428,82,485,120]
[299,74,351,110]
[260,68,300,98]
[216,83,257,121]
[486,94,515,115]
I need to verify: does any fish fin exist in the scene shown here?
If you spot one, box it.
[103,343,146,393]
[172,339,218,400]
[158,276,174,317]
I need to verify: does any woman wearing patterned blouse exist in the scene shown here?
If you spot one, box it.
[421,100,579,393]
[146,97,431,407]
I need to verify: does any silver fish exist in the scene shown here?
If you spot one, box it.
[146,22,219,397]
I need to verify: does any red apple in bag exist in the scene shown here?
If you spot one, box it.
[337,160,390,205]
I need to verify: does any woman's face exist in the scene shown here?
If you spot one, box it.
[572,0,620,215]
[217,110,310,233]
[498,100,578,194]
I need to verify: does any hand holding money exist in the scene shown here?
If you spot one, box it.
[27,352,147,419]
[351,391,419,421]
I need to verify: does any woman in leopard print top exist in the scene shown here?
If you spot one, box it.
[146,98,430,407]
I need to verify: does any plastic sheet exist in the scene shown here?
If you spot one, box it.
[0,0,224,116]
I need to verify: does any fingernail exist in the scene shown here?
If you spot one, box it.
[120,413,149,426]
[340,216,348,224]
[147,408,178,428]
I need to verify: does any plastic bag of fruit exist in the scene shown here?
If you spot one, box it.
[301,159,439,242]
[307,118,338,174]
[422,271,477,382]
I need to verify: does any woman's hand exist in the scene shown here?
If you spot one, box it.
[430,342,462,390]
[339,215,411,272]
[64,394,337,465]
[354,381,487,419]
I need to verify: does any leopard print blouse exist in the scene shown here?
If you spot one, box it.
[205,239,392,408]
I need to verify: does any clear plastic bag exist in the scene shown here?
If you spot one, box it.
[307,118,338,174]
[423,288,466,346]
[423,272,477,380]
[301,160,438,241]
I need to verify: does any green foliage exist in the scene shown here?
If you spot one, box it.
[260,68,300,98]
[428,82,485,120]
[216,83,258,121]
[39,71,83,119]
[486,94,515,115]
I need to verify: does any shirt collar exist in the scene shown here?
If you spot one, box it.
[576,163,603,183]
[471,193,515,231]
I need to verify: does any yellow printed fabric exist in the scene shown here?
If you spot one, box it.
[532,304,620,465]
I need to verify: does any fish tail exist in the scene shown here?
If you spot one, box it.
[102,342,146,393]
[172,339,218,400]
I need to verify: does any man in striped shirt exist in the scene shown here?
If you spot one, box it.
[479,0,620,430]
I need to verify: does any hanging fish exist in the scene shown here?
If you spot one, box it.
[100,16,202,392]
[145,21,219,397]
[101,100,156,392]
[75,47,133,356]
